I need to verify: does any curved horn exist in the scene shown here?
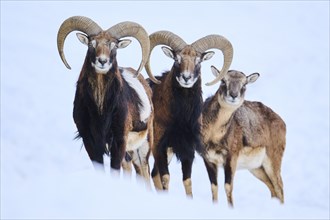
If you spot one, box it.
[106,21,150,77]
[192,35,233,86]
[57,16,102,69]
[145,31,187,84]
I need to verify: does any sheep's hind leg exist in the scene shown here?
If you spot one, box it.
[132,143,152,189]
[250,167,276,198]
[122,152,133,176]
[263,157,284,203]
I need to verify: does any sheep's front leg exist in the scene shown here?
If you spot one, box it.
[151,163,163,190]
[110,138,126,172]
[156,151,170,190]
[82,135,104,166]
[203,159,218,202]
[224,155,237,207]
[182,159,193,197]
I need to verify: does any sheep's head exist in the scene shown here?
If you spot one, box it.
[161,45,214,88]
[211,66,259,107]
[145,31,234,86]
[76,32,131,74]
[57,16,156,79]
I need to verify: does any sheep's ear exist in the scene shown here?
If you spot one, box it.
[161,46,175,59]
[118,39,132,49]
[210,65,225,79]
[201,51,215,62]
[247,73,260,84]
[76,33,89,46]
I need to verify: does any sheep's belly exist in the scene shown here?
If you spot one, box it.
[126,130,148,151]
[237,147,266,170]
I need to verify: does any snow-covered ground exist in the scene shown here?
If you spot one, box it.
[1,1,329,219]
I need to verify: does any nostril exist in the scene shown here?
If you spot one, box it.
[230,92,238,99]
[98,58,107,65]
[183,75,191,82]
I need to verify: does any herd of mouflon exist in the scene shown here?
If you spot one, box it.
[57,16,286,207]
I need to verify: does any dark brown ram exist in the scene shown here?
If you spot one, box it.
[57,16,158,181]
[145,31,233,197]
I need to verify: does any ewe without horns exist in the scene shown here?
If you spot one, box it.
[146,31,233,197]
[57,16,156,182]
[201,66,286,206]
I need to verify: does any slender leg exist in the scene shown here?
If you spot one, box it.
[122,152,133,175]
[76,118,104,167]
[151,163,163,190]
[263,157,284,203]
[182,159,194,197]
[224,155,237,207]
[203,159,218,202]
[157,150,170,190]
[110,136,126,171]
[131,143,152,189]
[250,167,276,197]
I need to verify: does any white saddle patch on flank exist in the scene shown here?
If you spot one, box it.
[127,130,148,151]
[122,70,151,122]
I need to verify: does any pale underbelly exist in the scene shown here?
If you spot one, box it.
[205,147,266,170]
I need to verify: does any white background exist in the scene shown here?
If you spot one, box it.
[1,1,329,219]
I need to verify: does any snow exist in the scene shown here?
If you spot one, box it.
[1,1,329,219]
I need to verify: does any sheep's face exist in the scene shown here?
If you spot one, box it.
[213,68,259,107]
[162,46,214,88]
[76,32,131,74]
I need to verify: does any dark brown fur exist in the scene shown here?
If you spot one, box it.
[73,32,153,184]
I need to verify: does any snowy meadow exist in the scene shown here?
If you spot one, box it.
[1,1,329,219]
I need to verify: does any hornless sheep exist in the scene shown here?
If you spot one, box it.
[145,31,233,196]
[57,16,159,181]
[201,66,286,206]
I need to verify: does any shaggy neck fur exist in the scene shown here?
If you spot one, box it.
[202,95,236,141]
[158,70,203,161]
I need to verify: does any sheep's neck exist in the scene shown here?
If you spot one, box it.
[203,97,237,144]
[91,74,108,113]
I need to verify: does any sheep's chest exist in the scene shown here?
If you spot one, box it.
[203,125,227,145]
[204,146,228,166]
[89,75,108,113]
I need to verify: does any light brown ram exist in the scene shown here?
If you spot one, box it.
[201,66,286,206]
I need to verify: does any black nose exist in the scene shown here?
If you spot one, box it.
[98,58,107,65]
[229,91,238,99]
[182,75,192,82]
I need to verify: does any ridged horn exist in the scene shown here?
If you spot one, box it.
[57,16,102,69]
[192,35,233,86]
[145,31,187,84]
[106,21,150,77]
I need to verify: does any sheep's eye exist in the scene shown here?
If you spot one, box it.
[195,57,201,65]
[241,85,246,92]
[175,55,181,64]
[90,40,96,48]
[110,42,116,50]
